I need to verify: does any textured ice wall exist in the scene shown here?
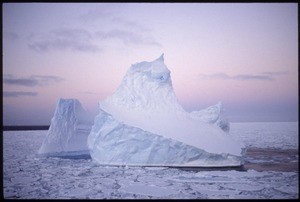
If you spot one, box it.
[88,110,243,167]
[38,98,93,157]
[101,54,185,114]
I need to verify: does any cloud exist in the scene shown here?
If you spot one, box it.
[3,75,64,87]
[3,91,38,97]
[261,71,289,76]
[3,77,38,87]
[96,29,161,47]
[28,28,101,52]
[4,32,19,41]
[80,6,160,47]
[81,5,149,31]
[198,73,273,81]
[79,91,100,95]
[111,17,150,32]
[232,74,273,81]
[198,73,231,80]
[79,4,117,22]
[29,6,161,53]
[28,27,160,53]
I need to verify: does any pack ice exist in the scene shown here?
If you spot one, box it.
[88,54,245,167]
[38,98,93,157]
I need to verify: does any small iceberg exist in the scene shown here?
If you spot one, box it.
[38,98,93,157]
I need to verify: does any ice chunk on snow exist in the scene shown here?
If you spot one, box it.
[190,102,230,132]
[38,98,93,157]
[89,54,245,167]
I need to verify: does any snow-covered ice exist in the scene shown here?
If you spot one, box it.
[3,122,298,199]
[38,98,94,157]
[88,54,244,167]
[230,122,298,149]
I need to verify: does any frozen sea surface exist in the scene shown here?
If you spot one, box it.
[230,122,298,149]
[3,122,299,199]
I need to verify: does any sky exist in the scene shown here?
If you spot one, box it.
[2,3,298,125]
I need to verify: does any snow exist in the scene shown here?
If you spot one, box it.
[118,181,179,197]
[3,122,298,199]
[38,98,93,157]
[89,54,244,167]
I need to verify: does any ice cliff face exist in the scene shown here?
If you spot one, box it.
[88,54,245,167]
[38,98,93,157]
[88,109,242,167]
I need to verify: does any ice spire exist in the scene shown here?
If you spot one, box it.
[155,53,164,62]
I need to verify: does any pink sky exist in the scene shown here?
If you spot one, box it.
[3,3,298,125]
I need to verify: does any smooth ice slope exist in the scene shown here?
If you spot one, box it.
[89,54,245,167]
[38,98,93,157]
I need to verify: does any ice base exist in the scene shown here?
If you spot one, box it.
[88,109,243,167]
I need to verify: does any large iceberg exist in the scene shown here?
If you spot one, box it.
[88,54,245,167]
[38,98,93,157]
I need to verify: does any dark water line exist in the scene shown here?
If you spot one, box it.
[171,148,299,172]
[243,147,299,172]
[3,125,50,131]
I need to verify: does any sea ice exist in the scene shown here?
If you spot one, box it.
[38,98,93,157]
[88,54,245,167]
[3,125,298,199]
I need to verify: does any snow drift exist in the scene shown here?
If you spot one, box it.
[38,98,93,157]
[88,54,245,167]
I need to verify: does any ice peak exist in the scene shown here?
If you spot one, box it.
[154,53,164,62]
[100,54,185,113]
[151,54,165,70]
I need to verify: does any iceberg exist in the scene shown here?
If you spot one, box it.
[38,98,93,157]
[88,54,245,167]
